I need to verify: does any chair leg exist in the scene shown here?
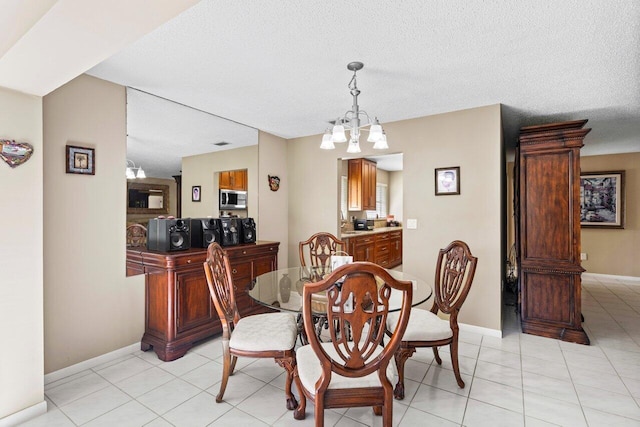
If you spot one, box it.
[293,368,306,420]
[275,357,299,410]
[433,346,442,365]
[216,340,232,403]
[314,398,324,427]
[373,406,382,416]
[393,346,416,400]
[229,355,238,375]
[450,340,465,388]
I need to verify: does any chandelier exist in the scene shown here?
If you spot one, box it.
[126,159,146,179]
[321,61,388,153]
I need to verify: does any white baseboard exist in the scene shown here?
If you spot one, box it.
[460,322,502,338]
[44,343,140,385]
[0,401,47,427]
[582,272,640,284]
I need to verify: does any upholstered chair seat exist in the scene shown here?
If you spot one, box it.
[230,313,297,352]
[296,343,398,392]
[387,309,453,342]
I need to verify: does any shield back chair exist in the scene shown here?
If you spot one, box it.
[298,232,348,341]
[299,232,347,275]
[203,242,300,410]
[126,223,147,247]
[293,262,413,426]
[387,240,478,400]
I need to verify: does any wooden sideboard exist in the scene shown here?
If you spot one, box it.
[127,241,279,361]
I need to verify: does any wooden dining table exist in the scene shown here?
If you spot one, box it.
[248,264,433,343]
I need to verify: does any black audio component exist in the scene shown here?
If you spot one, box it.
[190,218,222,248]
[220,218,240,247]
[240,217,256,244]
[147,218,191,252]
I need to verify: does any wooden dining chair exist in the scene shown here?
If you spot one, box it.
[387,240,478,399]
[126,223,147,247]
[293,262,413,426]
[298,232,347,274]
[203,242,300,410]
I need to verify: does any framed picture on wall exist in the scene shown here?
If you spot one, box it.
[65,145,95,175]
[435,166,460,195]
[192,185,201,202]
[580,170,625,228]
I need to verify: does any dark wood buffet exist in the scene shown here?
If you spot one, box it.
[127,241,279,361]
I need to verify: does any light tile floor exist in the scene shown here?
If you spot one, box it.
[21,275,640,426]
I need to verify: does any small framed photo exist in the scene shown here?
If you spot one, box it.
[580,170,625,228]
[66,145,95,175]
[192,185,201,202]
[435,166,460,195]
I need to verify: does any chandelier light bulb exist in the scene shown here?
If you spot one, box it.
[373,132,389,150]
[126,167,136,179]
[367,117,383,142]
[320,130,336,149]
[331,119,347,143]
[136,167,146,179]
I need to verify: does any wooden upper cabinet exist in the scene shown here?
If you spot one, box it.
[348,158,377,211]
[219,169,247,190]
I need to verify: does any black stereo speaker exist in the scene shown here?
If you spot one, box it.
[147,218,191,252]
[220,218,240,247]
[240,217,256,244]
[190,218,222,248]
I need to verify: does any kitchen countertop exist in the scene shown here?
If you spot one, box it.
[340,226,402,238]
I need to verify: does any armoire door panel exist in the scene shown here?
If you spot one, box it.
[521,271,573,325]
[523,154,572,261]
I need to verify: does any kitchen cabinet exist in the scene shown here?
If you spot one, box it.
[344,229,402,268]
[388,230,402,267]
[351,234,375,262]
[374,232,390,267]
[126,241,279,361]
[516,120,590,345]
[219,169,247,191]
[348,158,377,211]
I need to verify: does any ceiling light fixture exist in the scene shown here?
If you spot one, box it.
[321,61,388,153]
[126,159,146,179]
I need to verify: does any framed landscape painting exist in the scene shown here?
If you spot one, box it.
[580,170,625,228]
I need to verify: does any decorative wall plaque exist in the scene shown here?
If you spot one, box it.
[0,140,34,168]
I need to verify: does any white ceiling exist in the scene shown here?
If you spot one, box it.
[3,1,639,178]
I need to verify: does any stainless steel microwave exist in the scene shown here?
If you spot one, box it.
[219,189,247,210]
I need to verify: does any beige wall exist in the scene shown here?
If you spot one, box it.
[181,146,258,220]
[0,88,44,419]
[581,153,640,276]
[389,170,403,222]
[287,104,504,332]
[43,74,144,373]
[258,131,289,267]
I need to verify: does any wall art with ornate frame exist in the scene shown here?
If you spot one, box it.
[66,145,95,175]
[435,166,460,195]
[580,170,625,228]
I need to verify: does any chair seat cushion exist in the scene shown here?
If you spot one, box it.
[296,343,397,394]
[230,312,297,352]
[387,308,453,341]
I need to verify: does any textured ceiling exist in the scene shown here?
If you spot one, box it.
[84,0,639,177]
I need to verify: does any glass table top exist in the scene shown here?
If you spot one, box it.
[248,265,433,314]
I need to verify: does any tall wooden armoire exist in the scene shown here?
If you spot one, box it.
[515,120,590,345]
